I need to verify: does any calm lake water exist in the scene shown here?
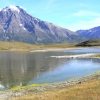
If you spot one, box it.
[0,48,100,90]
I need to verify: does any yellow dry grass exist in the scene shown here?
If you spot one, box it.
[11,79,100,100]
[0,41,75,51]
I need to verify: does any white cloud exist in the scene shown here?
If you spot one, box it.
[0,8,2,11]
[73,11,100,17]
[67,17,100,31]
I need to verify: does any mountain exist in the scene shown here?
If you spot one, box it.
[76,38,100,47]
[76,26,100,39]
[0,5,84,44]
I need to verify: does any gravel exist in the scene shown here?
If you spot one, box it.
[0,71,100,99]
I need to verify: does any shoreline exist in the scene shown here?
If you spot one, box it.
[0,47,100,99]
[0,46,99,52]
[0,70,100,99]
[50,53,100,58]
[30,46,100,52]
[30,47,83,52]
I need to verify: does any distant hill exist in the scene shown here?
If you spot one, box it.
[76,26,100,39]
[76,38,100,47]
[0,5,85,44]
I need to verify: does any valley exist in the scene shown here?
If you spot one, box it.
[0,3,100,100]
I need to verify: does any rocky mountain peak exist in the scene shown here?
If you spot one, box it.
[0,5,85,44]
[1,5,21,13]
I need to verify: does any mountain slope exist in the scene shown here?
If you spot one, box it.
[76,26,100,39]
[0,5,84,44]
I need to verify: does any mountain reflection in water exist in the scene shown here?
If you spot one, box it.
[0,48,100,90]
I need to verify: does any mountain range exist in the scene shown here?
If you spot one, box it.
[76,26,100,39]
[0,5,85,44]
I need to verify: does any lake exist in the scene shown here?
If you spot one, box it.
[0,48,100,90]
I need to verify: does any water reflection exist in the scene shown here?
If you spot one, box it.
[0,49,99,90]
[0,51,72,89]
[29,58,100,84]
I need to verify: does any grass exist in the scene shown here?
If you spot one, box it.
[0,41,76,51]
[0,41,42,50]
[0,40,99,51]
[9,83,47,91]
[0,39,100,51]
[95,54,100,57]
[76,38,100,47]
[10,78,100,100]
[91,54,100,58]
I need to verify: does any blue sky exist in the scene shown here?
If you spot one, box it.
[0,0,100,31]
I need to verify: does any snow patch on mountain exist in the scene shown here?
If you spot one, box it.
[19,24,26,30]
[3,5,20,13]
[23,27,26,30]
[19,24,23,26]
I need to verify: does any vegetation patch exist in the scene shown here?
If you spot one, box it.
[9,83,47,91]
[10,78,100,100]
[76,38,100,47]
[0,41,76,51]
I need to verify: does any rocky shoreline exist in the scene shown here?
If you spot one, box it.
[0,71,100,100]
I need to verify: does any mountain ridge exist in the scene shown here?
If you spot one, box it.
[76,26,100,39]
[0,5,84,44]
